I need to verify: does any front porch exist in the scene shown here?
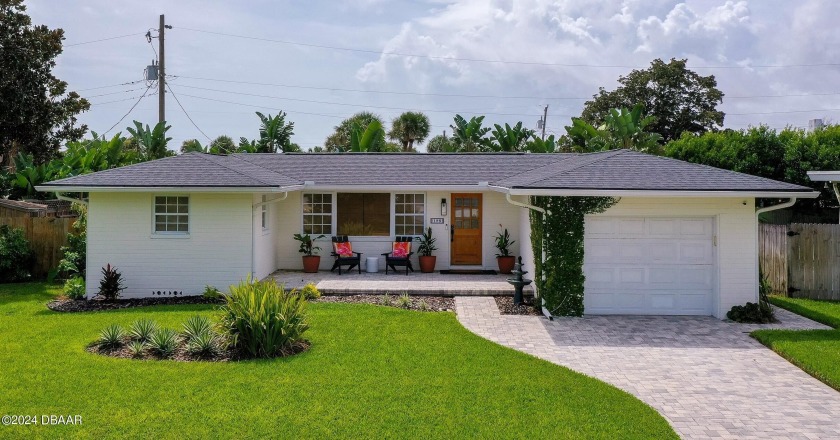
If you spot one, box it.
[267,270,534,296]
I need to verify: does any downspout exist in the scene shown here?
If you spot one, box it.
[754,197,796,308]
[55,193,88,206]
[505,193,553,320]
[251,192,289,278]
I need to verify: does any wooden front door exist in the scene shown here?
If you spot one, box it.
[451,193,482,265]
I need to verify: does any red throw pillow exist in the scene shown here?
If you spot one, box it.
[334,242,353,257]
[392,241,411,258]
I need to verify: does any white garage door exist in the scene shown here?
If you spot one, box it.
[583,217,715,315]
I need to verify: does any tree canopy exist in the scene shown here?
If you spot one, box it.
[256,111,296,153]
[325,112,386,152]
[0,0,90,165]
[581,58,724,142]
[664,125,840,218]
[565,105,662,153]
[388,112,431,152]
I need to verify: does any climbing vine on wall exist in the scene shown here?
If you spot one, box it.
[530,196,618,316]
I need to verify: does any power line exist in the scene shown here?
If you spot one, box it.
[174,93,349,119]
[175,26,840,70]
[76,79,147,92]
[88,93,158,106]
[84,87,148,99]
[101,83,156,135]
[165,83,212,141]
[172,74,840,101]
[727,108,840,116]
[173,83,566,117]
[171,74,585,100]
[65,33,143,47]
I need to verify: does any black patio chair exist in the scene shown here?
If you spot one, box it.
[330,235,362,275]
[382,236,414,275]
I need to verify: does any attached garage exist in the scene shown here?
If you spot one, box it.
[583,216,715,315]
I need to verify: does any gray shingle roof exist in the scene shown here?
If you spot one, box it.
[38,150,813,194]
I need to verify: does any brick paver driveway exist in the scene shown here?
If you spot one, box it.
[456,297,840,439]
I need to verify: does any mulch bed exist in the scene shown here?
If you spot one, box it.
[48,296,223,313]
[315,294,455,312]
[87,338,309,362]
[495,296,541,316]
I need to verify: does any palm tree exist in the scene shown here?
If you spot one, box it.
[180,139,205,154]
[208,135,237,155]
[256,111,295,153]
[388,112,431,152]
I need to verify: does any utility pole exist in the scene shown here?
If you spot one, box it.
[158,14,166,125]
[540,105,549,140]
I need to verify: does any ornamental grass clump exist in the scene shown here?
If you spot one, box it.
[218,277,309,358]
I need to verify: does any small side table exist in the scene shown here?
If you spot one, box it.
[365,256,380,273]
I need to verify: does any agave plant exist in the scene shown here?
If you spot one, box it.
[129,318,158,343]
[186,331,219,358]
[98,324,125,349]
[148,328,178,357]
[181,315,212,342]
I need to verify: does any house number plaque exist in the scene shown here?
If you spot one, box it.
[429,218,444,224]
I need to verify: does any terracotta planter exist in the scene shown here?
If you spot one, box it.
[497,256,515,274]
[302,255,321,273]
[419,255,437,273]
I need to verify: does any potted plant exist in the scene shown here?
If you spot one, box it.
[494,225,516,274]
[293,233,326,273]
[417,227,438,273]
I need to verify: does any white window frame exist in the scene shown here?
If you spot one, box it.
[261,195,269,232]
[301,193,334,236]
[393,193,426,237]
[300,192,428,240]
[151,195,190,237]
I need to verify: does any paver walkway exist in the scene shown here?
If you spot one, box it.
[456,296,840,439]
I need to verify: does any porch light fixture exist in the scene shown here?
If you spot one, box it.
[441,198,447,216]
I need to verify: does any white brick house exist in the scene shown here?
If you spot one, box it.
[38,149,817,318]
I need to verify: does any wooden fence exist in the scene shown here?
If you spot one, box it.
[0,216,75,277]
[759,223,840,300]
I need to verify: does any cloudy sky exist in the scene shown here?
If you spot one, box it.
[28,0,840,151]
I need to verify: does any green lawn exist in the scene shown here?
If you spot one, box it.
[0,283,675,439]
[752,296,840,391]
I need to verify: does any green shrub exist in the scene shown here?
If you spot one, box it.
[727,302,775,323]
[203,285,221,299]
[419,299,429,311]
[397,293,411,309]
[98,264,126,300]
[148,328,178,357]
[218,277,309,358]
[301,283,321,300]
[129,319,158,343]
[63,276,86,300]
[186,331,218,358]
[128,340,146,358]
[181,315,212,342]
[98,324,125,349]
[0,225,34,282]
[380,293,391,306]
[57,204,87,278]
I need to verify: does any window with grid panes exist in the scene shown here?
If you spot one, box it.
[394,193,425,236]
[302,193,332,235]
[154,196,189,233]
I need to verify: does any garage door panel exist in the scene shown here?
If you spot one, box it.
[585,217,616,237]
[583,216,714,316]
[680,242,713,263]
[617,218,646,236]
[649,242,678,262]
